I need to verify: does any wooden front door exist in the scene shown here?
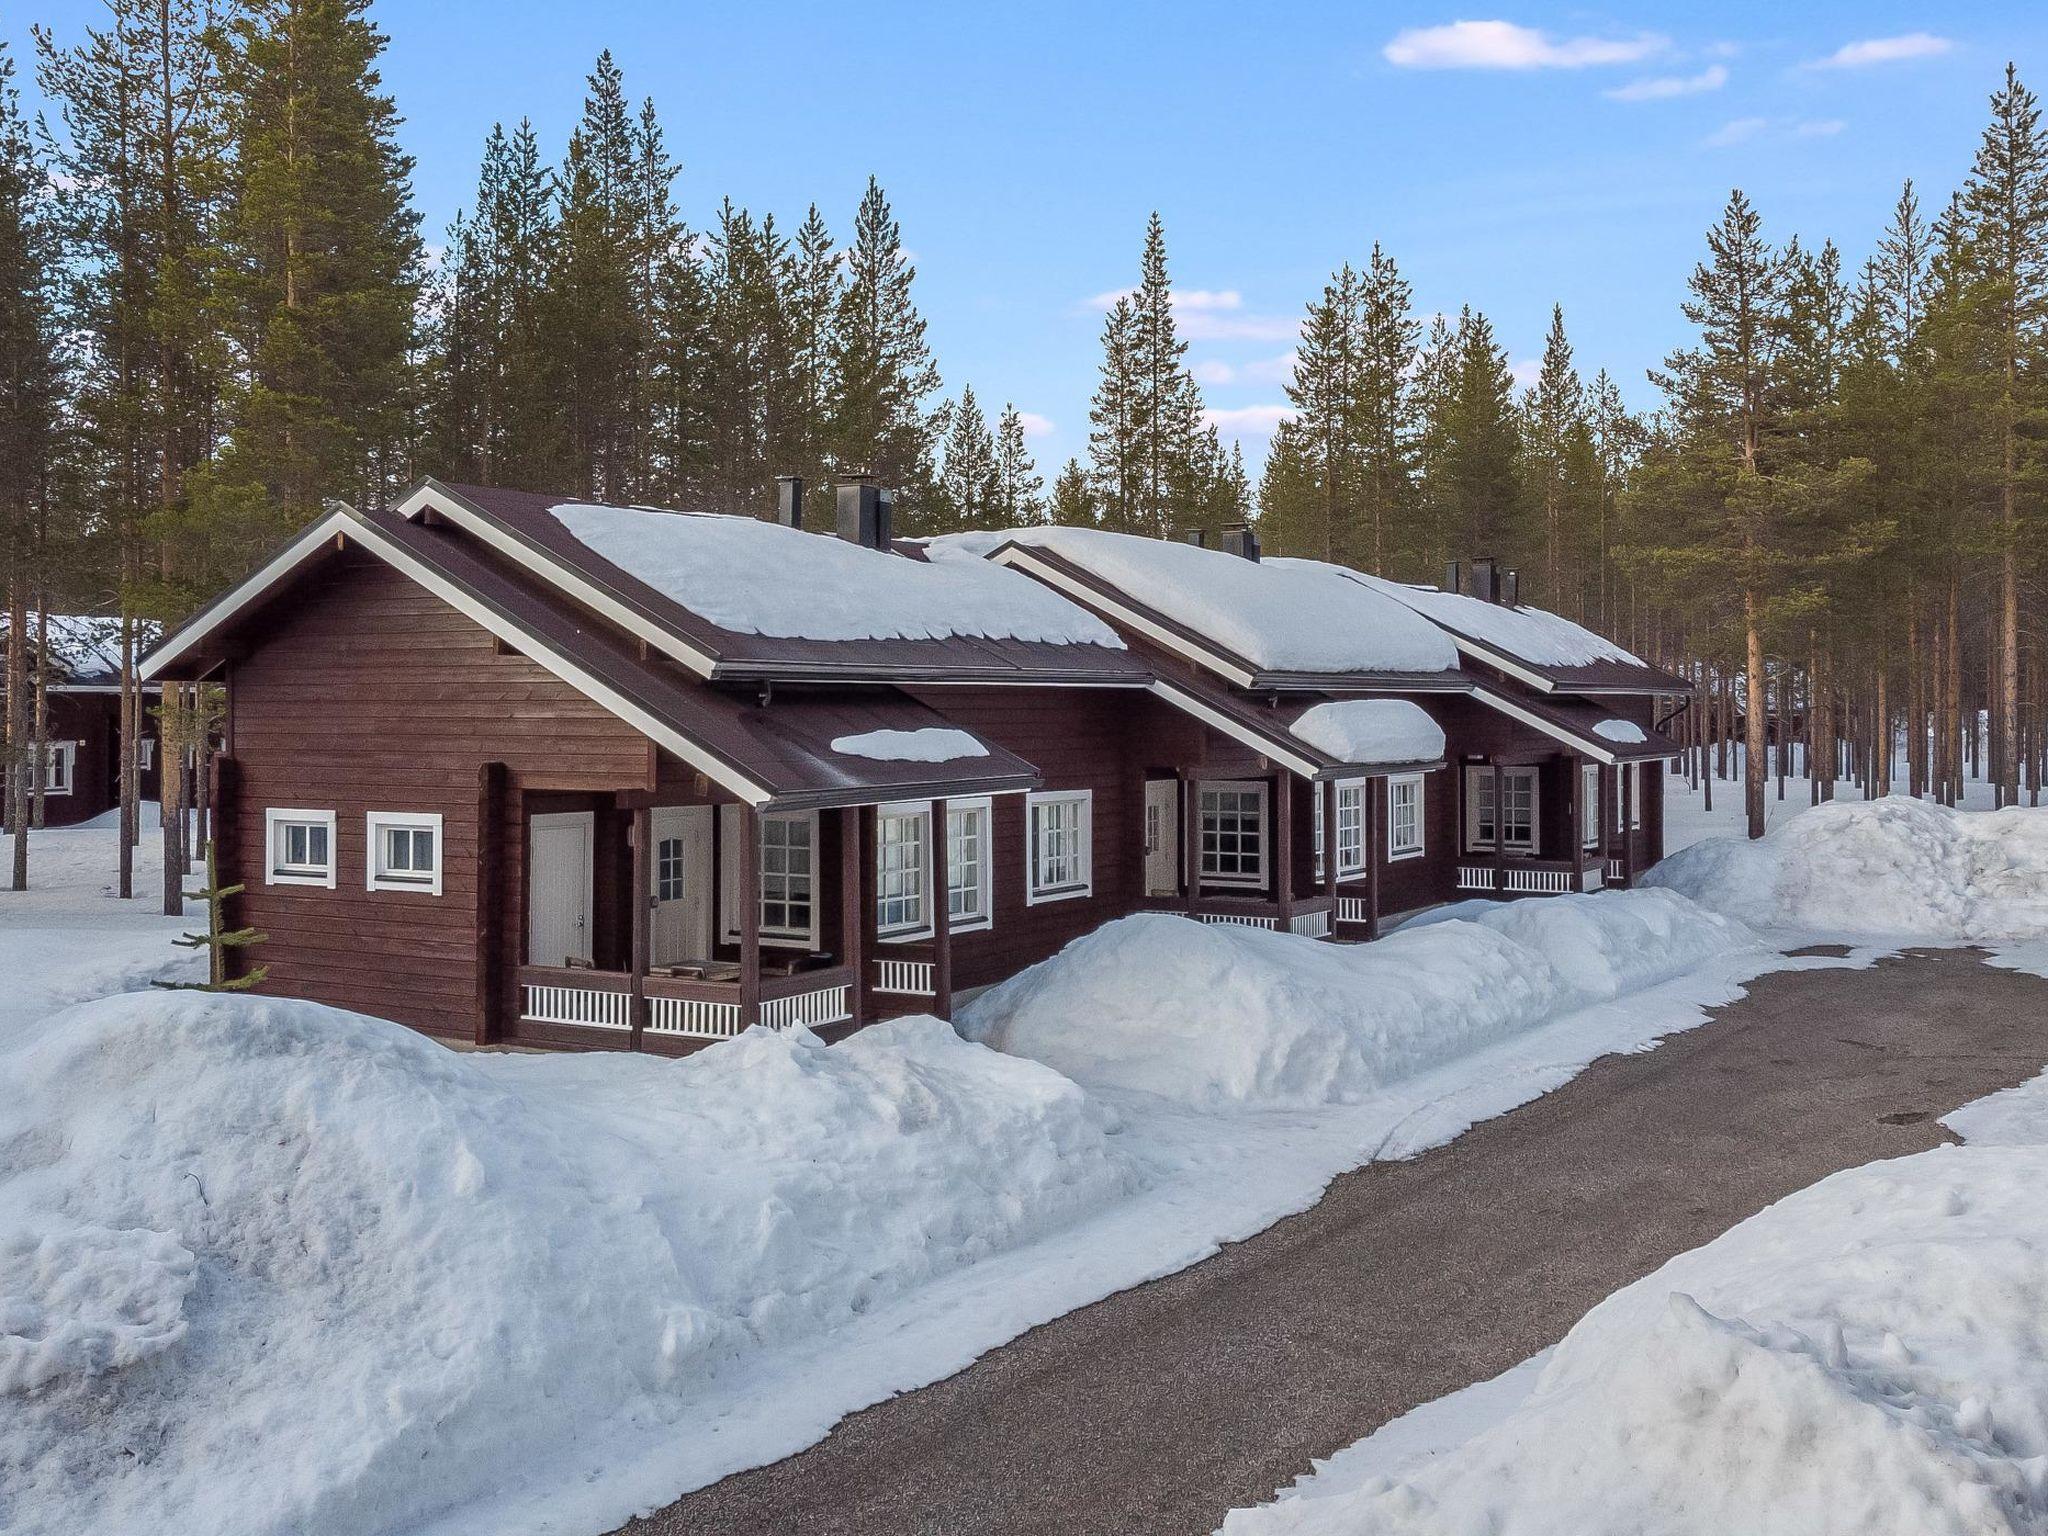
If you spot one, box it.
[650,806,714,966]
[1144,778,1181,897]
[528,811,594,966]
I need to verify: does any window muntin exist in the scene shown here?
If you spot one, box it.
[1199,780,1267,887]
[657,836,687,903]
[367,812,442,895]
[1314,780,1369,880]
[1027,790,1092,903]
[1466,767,1538,854]
[1387,774,1424,861]
[266,808,337,888]
[876,808,929,936]
[37,741,75,796]
[946,799,992,930]
[1582,763,1601,850]
[759,812,814,938]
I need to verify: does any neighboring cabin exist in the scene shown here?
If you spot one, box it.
[142,478,1686,1056]
[0,614,160,829]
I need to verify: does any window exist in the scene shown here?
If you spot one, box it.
[1199,780,1268,888]
[1465,767,1538,854]
[138,738,156,771]
[266,808,337,888]
[657,836,688,902]
[946,798,993,931]
[719,808,818,947]
[1314,780,1369,881]
[367,811,443,895]
[1027,789,1093,903]
[37,741,76,797]
[1582,763,1602,850]
[876,807,930,936]
[1388,774,1424,861]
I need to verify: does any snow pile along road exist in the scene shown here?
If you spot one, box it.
[1649,797,2048,939]
[1222,1088,2048,1536]
[0,994,1138,1536]
[961,889,1756,1108]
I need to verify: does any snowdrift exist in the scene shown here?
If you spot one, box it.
[0,993,1138,1536]
[1649,796,2048,939]
[1224,1105,2048,1536]
[960,890,1755,1108]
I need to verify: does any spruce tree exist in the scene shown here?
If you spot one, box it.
[1353,244,1418,573]
[1087,293,1143,531]
[992,403,1045,524]
[828,177,939,515]
[1048,456,1097,527]
[936,384,999,532]
[1524,305,1585,611]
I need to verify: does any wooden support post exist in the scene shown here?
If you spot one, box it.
[1321,779,1339,896]
[473,761,505,1045]
[929,798,953,1017]
[1600,763,1616,882]
[1620,765,1636,889]
[628,803,650,1050]
[1274,774,1294,924]
[738,803,762,1028]
[1181,771,1201,915]
[840,805,866,1029]
[1365,775,1383,941]
[1492,762,1505,894]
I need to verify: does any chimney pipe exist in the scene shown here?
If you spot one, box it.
[774,474,804,530]
[1444,560,1462,595]
[1221,523,1260,562]
[1470,556,1497,604]
[1182,528,1207,548]
[834,473,893,552]
[1503,569,1519,607]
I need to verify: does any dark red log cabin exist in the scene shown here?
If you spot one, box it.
[142,479,1685,1055]
[0,614,160,829]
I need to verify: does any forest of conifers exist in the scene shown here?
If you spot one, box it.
[3,1,2048,859]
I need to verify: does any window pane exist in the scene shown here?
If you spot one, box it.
[876,811,927,931]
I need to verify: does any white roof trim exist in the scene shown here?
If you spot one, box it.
[1146,680,1322,780]
[1464,684,1621,766]
[991,545,1259,689]
[399,483,719,679]
[145,509,775,807]
[1447,634,1559,693]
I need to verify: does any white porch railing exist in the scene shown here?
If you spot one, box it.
[1456,864,1497,892]
[1502,865,1573,895]
[1337,896,1373,925]
[647,994,744,1039]
[522,982,630,1031]
[1606,858,1628,883]
[876,958,935,996]
[1198,912,1276,930]
[1288,908,1333,939]
[760,985,853,1032]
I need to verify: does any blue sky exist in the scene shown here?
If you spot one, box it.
[16,2,2048,480]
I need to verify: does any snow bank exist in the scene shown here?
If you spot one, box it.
[830,727,990,763]
[0,994,1138,1536]
[551,502,1124,648]
[1224,1122,2048,1534]
[961,890,1754,1109]
[928,528,1459,675]
[1289,699,1445,767]
[1649,797,2048,939]
[1342,570,1644,668]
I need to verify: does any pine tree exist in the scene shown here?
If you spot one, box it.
[1282,263,1361,560]
[782,204,839,517]
[1087,293,1143,531]
[1353,244,1418,573]
[1129,212,1206,535]
[936,384,999,532]
[828,177,939,516]
[992,403,1044,524]
[1048,456,1096,527]
[1441,307,1523,566]
[1523,305,1585,611]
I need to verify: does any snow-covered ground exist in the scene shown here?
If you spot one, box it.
[1662,744,2004,855]
[1,819,1840,1536]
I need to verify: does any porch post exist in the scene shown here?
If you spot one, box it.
[840,805,866,1029]
[1321,779,1338,896]
[929,798,953,1016]
[1181,770,1201,915]
[1274,774,1294,925]
[473,762,505,1046]
[1600,763,1617,879]
[738,803,762,1028]
[628,803,650,1050]
[1492,762,1505,894]
[1366,775,1383,941]
[1620,764,1635,889]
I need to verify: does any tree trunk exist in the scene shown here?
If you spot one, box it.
[1744,597,1766,839]
[7,579,29,891]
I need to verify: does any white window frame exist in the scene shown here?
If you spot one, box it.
[1026,788,1094,904]
[366,811,444,896]
[1582,763,1601,851]
[1387,774,1425,862]
[1464,766,1539,855]
[37,740,77,797]
[1312,779,1370,881]
[266,807,337,889]
[138,737,156,771]
[945,796,994,934]
[1198,779,1269,889]
[719,806,820,950]
[875,804,932,939]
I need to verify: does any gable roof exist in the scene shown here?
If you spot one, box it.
[0,613,158,690]
[924,526,1463,690]
[141,502,1042,810]
[1465,677,1680,764]
[403,482,1147,686]
[1328,569,1689,695]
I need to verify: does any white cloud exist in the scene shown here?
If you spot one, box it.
[1175,289,1244,312]
[1202,404,1294,440]
[1605,63,1728,101]
[1082,284,1300,343]
[1015,411,1055,439]
[1192,359,1237,386]
[1382,20,1665,71]
[1510,356,1542,392]
[1704,116,1768,148]
[1810,33,1954,69]
[1241,351,1300,386]
[1796,118,1847,137]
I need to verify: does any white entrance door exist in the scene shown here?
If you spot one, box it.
[649,806,714,966]
[1144,778,1181,897]
[528,811,594,966]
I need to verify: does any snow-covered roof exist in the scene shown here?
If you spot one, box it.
[1338,571,1643,668]
[928,528,1459,677]
[1289,699,1447,768]
[1594,719,1648,743]
[830,728,991,764]
[0,613,134,685]
[551,503,1124,649]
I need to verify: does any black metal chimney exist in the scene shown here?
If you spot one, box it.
[1182,528,1207,548]
[774,474,804,530]
[1444,560,1462,595]
[835,473,893,552]
[1221,523,1260,562]
[1470,556,1497,603]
